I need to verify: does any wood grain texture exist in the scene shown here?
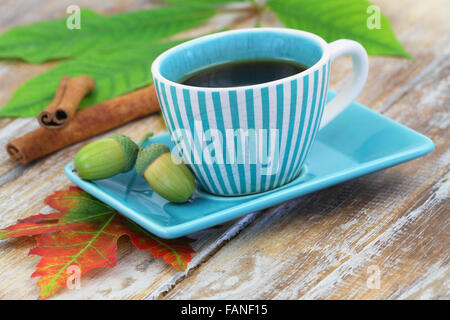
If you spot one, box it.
[0,0,262,300]
[0,0,448,300]
[0,112,261,299]
[164,0,450,300]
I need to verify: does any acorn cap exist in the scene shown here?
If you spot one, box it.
[110,133,139,172]
[136,143,170,176]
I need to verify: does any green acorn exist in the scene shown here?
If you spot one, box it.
[74,133,139,180]
[136,143,195,203]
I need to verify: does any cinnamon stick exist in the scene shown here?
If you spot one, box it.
[37,75,95,129]
[7,85,160,164]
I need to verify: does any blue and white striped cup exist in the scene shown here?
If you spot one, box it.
[151,28,368,196]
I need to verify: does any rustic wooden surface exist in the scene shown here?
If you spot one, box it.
[0,0,448,300]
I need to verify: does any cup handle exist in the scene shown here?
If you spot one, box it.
[319,39,369,129]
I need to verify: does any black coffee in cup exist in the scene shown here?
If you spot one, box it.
[179,59,308,88]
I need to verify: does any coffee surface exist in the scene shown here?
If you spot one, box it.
[179,59,308,88]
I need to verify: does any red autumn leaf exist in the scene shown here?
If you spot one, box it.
[0,186,195,299]
[44,186,85,212]
[45,186,116,224]
[0,186,109,239]
[127,222,195,271]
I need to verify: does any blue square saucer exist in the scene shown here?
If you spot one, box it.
[65,94,434,238]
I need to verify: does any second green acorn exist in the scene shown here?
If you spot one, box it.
[136,143,195,203]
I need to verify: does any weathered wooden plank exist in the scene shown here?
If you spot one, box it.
[163,0,450,299]
[0,0,154,32]
[0,118,36,179]
[57,212,261,300]
[330,0,450,109]
[163,126,449,300]
[0,110,263,300]
[0,0,264,300]
[0,2,267,298]
[0,207,260,300]
[162,46,450,300]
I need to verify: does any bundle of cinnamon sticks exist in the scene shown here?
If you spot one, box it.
[7,75,161,164]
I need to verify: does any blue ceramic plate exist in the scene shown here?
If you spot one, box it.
[65,94,434,238]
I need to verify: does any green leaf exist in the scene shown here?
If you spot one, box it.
[0,6,215,63]
[267,0,410,58]
[166,0,247,5]
[0,40,183,117]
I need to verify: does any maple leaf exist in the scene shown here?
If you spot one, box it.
[0,212,70,239]
[0,186,111,239]
[45,186,116,224]
[0,186,195,299]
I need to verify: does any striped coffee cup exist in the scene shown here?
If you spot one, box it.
[151,28,368,196]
